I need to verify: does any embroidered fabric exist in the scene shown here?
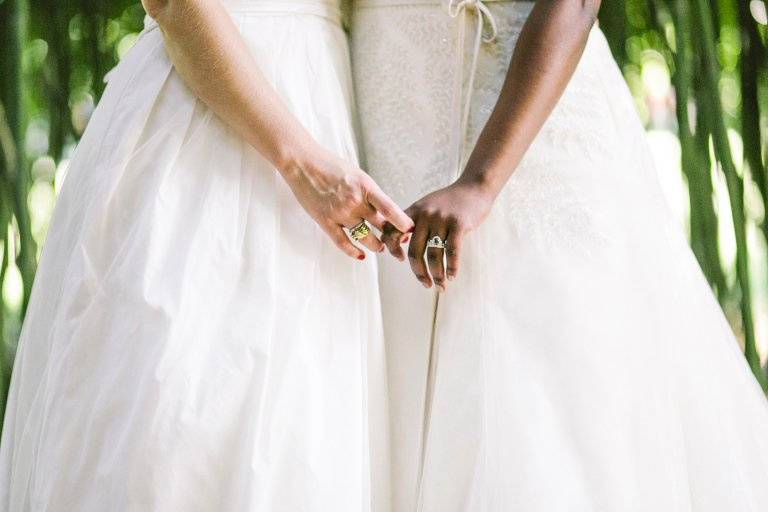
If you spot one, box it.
[351,3,768,512]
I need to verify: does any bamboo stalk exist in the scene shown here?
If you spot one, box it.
[0,0,36,314]
[670,0,728,298]
[82,1,106,99]
[738,0,768,246]
[0,100,14,430]
[0,103,17,210]
[0,222,10,431]
[598,0,628,69]
[694,100,729,298]
[43,0,73,162]
[692,0,767,388]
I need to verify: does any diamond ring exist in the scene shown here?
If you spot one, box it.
[425,235,446,249]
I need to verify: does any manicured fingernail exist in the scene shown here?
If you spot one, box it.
[401,236,410,244]
[408,226,415,233]
[358,254,366,260]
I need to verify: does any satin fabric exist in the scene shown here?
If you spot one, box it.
[0,2,390,510]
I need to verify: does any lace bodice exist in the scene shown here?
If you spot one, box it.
[350,0,632,255]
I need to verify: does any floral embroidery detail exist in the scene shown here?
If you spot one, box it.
[351,2,618,255]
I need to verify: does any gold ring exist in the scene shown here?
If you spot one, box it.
[349,220,371,241]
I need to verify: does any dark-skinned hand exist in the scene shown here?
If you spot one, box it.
[381,180,494,291]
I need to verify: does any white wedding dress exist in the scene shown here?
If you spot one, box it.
[351,1,768,511]
[0,2,390,510]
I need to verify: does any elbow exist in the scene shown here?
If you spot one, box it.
[579,0,601,25]
[142,0,171,20]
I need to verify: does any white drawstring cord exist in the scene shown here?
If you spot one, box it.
[447,0,498,178]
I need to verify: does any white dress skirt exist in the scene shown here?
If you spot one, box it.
[0,1,390,510]
[351,1,768,511]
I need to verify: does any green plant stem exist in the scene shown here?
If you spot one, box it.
[693,0,766,388]
[0,0,36,313]
[671,0,727,298]
[738,0,768,260]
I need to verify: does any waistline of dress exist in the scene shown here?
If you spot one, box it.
[355,0,533,8]
[139,0,341,36]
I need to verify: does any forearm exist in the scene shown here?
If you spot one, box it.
[143,0,320,176]
[457,0,600,197]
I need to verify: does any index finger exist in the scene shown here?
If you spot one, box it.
[381,222,406,261]
[366,184,414,234]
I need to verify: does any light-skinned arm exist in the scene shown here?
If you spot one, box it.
[142,0,413,259]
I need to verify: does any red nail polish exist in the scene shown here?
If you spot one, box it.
[408,226,415,233]
[357,254,366,260]
[401,236,410,244]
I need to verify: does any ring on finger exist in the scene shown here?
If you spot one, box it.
[348,220,372,241]
[425,234,446,249]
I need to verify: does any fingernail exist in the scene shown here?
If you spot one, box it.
[401,236,410,244]
[408,226,415,233]
[378,246,385,252]
[422,281,431,289]
[357,254,366,261]
[447,274,455,281]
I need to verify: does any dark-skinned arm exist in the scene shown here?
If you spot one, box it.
[385,0,602,289]
[457,0,601,195]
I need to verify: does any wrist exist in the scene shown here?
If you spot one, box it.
[274,139,328,183]
[454,170,501,202]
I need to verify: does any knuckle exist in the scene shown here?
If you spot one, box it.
[342,172,360,188]
[344,194,363,210]
[330,206,349,221]
[357,173,372,189]
[423,208,438,219]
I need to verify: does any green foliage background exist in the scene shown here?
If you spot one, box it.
[0,0,767,427]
